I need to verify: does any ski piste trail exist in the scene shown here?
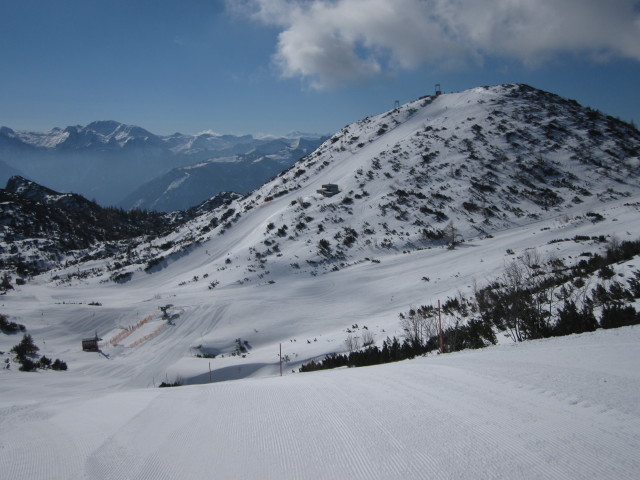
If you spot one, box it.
[1,327,639,479]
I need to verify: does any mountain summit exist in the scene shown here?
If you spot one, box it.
[146,83,637,282]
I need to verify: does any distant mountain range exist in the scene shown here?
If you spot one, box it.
[0,122,327,210]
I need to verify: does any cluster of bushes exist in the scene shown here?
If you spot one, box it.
[300,238,640,374]
[300,316,497,373]
[159,377,183,388]
[9,333,67,372]
[1,273,14,291]
[476,241,640,342]
[235,338,249,354]
[0,313,25,333]
[195,352,216,359]
[573,239,640,275]
[144,257,164,273]
[299,337,427,372]
[111,271,133,283]
[300,300,497,373]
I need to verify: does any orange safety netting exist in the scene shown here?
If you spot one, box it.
[129,324,168,348]
[109,314,153,346]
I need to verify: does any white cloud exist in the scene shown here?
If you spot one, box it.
[231,0,640,89]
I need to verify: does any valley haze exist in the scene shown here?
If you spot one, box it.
[0,124,327,210]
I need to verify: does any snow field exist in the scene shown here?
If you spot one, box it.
[1,326,639,479]
[2,85,640,478]
[2,194,640,396]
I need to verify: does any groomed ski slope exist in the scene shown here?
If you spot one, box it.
[2,326,639,480]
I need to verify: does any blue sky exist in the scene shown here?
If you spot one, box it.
[1,0,639,136]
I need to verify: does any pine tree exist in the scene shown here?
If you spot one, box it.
[555,301,597,335]
[51,359,68,371]
[38,356,52,369]
[1,273,13,290]
[11,334,39,357]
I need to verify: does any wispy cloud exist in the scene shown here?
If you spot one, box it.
[229,0,640,89]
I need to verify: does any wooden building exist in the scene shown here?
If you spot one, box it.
[82,335,101,352]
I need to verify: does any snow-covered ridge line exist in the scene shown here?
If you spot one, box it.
[0,120,326,152]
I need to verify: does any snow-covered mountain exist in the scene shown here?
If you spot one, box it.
[0,122,326,207]
[3,83,640,281]
[0,176,240,275]
[114,83,638,282]
[0,176,173,275]
[2,84,640,478]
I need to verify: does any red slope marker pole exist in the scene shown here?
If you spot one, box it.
[438,299,443,354]
[279,343,283,377]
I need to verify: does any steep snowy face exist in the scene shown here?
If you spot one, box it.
[0,126,71,149]
[147,84,640,283]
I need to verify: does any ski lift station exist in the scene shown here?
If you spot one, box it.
[317,184,340,197]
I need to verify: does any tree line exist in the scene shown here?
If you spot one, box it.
[300,238,640,373]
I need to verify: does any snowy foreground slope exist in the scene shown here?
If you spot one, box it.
[2,327,639,480]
